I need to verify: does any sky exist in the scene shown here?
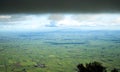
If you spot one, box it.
[0,13,120,31]
[0,0,120,13]
[0,0,120,31]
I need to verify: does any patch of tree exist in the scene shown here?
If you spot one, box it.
[34,63,46,68]
[0,48,5,52]
[110,39,120,43]
[77,61,118,72]
[47,42,85,45]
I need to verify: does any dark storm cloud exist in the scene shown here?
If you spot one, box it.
[0,0,120,14]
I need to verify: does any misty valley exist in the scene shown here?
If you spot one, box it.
[0,29,120,72]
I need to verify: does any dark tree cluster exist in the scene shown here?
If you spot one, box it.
[77,61,118,72]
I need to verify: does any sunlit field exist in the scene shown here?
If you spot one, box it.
[0,29,120,72]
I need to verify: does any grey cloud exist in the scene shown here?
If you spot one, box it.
[0,14,28,25]
[48,14,64,21]
[47,14,65,27]
[71,14,97,22]
[0,14,27,22]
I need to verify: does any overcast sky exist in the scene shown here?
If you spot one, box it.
[0,13,120,31]
[0,0,120,13]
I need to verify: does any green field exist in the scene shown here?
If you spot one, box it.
[0,30,120,72]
